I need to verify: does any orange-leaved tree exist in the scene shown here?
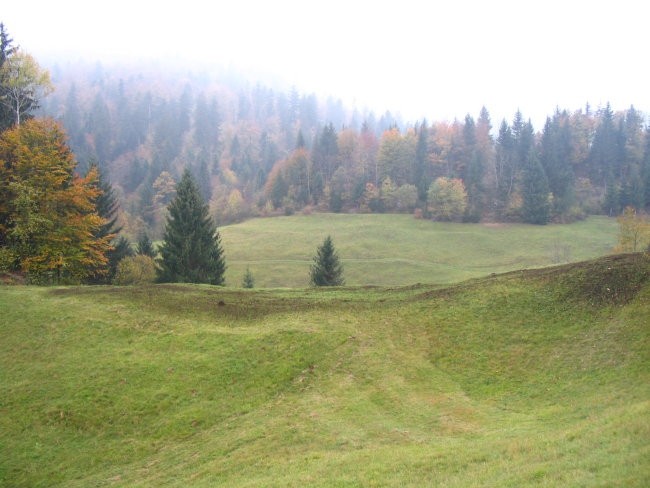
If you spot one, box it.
[0,118,112,282]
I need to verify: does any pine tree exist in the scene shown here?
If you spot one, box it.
[157,169,226,284]
[309,236,344,286]
[136,232,156,257]
[521,150,551,225]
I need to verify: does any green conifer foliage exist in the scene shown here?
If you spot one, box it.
[242,267,254,288]
[157,169,226,284]
[86,164,133,284]
[521,151,551,225]
[309,235,344,286]
[136,232,156,257]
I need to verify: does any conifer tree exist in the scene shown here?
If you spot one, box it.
[85,164,133,284]
[242,267,254,288]
[136,232,156,257]
[157,169,226,284]
[309,235,344,286]
[521,150,551,225]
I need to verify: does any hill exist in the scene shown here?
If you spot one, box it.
[221,213,619,287]
[1,253,648,486]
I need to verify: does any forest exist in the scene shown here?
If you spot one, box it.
[37,56,650,238]
[2,21,650,284]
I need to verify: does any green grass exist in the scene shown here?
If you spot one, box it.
[220,214,618,287]
[1,253,648,487]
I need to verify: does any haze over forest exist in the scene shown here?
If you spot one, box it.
[2,0,650,242]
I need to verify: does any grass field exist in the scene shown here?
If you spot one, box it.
[220,214,618,287]
[1,253,648,487]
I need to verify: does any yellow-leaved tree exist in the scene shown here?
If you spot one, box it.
[614,206,650,253]
[0,118,112,282]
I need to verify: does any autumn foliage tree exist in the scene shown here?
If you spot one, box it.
[427,177,468,221]
[614,206,650,252]
[0,118,111,281]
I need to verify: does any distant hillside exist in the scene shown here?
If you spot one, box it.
[1,252,648,486]
[38,59,650,239]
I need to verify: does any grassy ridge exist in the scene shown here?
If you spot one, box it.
[220,214,618,287]
[1,253,648,486]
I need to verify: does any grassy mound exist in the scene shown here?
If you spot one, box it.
[1,253,648,486]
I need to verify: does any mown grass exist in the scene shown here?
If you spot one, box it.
[1,253,648,487]
[220,214,618,287]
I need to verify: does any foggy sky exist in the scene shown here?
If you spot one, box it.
[2,0,647,128]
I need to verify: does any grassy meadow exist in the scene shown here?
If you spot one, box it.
[1,253,649,486]
[220,214,618,287]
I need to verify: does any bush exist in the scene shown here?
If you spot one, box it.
[113,255,157,285]
[427,177,467,221]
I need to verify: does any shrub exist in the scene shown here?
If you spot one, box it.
[427,177,467,221]
[114,255,157,285]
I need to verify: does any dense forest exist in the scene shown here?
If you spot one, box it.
[38,59,650,238]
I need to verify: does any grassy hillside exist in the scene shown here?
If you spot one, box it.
[1,253,648,487]
[220,214,618,287]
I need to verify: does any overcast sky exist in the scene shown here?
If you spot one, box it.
[2,0,647,129]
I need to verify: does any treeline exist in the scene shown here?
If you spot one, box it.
[40,61,650,235]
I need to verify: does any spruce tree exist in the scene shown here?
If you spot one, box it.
[242,267,254,288]
[157,169,226,284]
[136,232,156,257]
[309,236,344,286]
[86,164,133,284]
[521,150,551,225]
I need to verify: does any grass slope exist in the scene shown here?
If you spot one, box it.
[220,214,618,287]
[1,253,648,487]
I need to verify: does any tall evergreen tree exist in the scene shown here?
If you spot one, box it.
[309,235,344,286]
[86,164,133,284]
[588,103,619,186]
[157,169,226,284]
[414,120,430,201]
[494,119,516,217]
[521,150,551,225]
[642,127,650,211]
[540,113,575,216]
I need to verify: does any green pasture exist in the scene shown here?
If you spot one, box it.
[220,214,618,287]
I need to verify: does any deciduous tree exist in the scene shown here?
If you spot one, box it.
[0,119,111,281]
[0,50,53,127]
[427,177,467,222]
[614,206,650,252]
